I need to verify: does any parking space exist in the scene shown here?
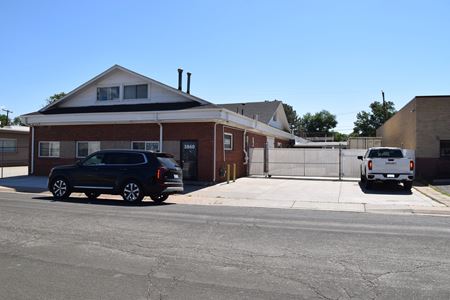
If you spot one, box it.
[171,177,443,212]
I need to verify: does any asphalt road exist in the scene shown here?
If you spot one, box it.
[1,192,450,300]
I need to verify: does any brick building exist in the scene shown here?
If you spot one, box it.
[21,65,294,182]
[0,126,29,167]
[377,95,450,179]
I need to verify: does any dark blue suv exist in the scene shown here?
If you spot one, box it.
[48,150,183,204]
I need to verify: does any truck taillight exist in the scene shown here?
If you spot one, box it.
[368,160,373,170]
[410,160,414,171]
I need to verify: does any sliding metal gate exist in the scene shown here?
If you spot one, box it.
[249,147,366,179]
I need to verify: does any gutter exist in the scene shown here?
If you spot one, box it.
[158,123,163,152]
[243,129,248,165]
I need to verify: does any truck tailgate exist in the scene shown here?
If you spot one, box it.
[370,158,411,174]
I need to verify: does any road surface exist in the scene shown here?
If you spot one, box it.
[1,191,450,299]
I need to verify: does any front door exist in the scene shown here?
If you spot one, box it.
[181,140,198,180]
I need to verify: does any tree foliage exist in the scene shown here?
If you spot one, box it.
[12,117,24,126]
[45,92,66,106]
[0,114,8,127]
[352,101,396,136]
[282,103,301,134]
[299,110,337,134]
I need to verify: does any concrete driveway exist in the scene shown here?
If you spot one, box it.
[172,177,445,213]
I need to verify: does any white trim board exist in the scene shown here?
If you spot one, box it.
[23,108,295,140]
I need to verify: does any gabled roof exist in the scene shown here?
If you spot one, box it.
[217,100,282,124]
[41,64,211,112]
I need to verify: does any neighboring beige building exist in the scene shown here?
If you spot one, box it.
[377,96,450,179]
[0,126,29,167]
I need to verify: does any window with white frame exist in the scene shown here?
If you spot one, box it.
[39,142,60,158]
[97,86,120,101]
[131,141,160,152]
[0,139,17,153]
[124,84,148,99]
[76,141,101,158]
[224,133,233,150]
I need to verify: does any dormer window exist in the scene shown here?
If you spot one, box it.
[124,84,148,99]
[97,87,120,101]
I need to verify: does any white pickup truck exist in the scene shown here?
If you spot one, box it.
[358,147,415,191]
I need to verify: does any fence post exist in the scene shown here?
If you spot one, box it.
[263,142,269,177]
[233,163,236,182]
[338,144,342,181]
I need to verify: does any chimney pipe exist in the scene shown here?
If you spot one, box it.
[186,72,191,94]
[177,68,183,91]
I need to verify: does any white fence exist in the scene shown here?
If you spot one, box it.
[249,148,366,179]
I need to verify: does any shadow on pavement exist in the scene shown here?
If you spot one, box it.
[33,196,175,207]
[358,181,412,195]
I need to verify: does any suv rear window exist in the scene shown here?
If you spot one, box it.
[368,149,403,158]
[157,157,179,169]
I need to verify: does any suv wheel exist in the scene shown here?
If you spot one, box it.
[50,177,71,200]
[121,181,144,203]
[85,192,100,199]
[150,194,169,204]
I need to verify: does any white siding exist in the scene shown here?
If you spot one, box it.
[60,69,192,108]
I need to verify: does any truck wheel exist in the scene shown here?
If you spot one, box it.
[364,179,372,190]
[403,181,413,191]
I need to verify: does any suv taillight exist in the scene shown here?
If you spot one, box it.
[368,160,373,171]
[156,167,167,182]
[410,160,414,171]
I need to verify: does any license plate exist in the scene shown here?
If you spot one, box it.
[387,174,395,178]
[173,174,179,179]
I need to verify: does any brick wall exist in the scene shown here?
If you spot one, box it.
[32,123,215,181]
[376,98,417,150]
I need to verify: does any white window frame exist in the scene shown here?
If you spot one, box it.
[131,141,160,152]
[0,138,17,153]
[76,141,101,158]
[38,141,60,158]
[96,86,120,101]
[123,84,149,100]
[224,133,233,151]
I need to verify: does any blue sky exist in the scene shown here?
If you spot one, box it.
[1,0,449,133]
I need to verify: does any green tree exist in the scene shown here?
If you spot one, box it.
[44,92,66,106]
[282,103,301,134]
[331,131,348,142]
[299,110,337,134]
[12,116,24,126]
[0,114,9,127]
[352,101,396,136]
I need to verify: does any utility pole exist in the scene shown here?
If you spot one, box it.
[1,108,12,126]
[381,90,387,122]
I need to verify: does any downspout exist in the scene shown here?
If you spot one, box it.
[30,126,34,175]
[158,123,163,152]
[243,129,248,165]
[213,123,217,182]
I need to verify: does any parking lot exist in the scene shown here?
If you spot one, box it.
[171,177,444,213]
